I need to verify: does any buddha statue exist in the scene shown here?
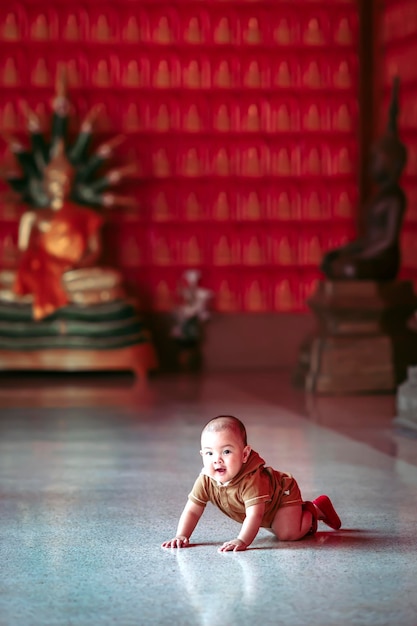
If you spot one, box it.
[320,78,407,281]
[0,67,134,319]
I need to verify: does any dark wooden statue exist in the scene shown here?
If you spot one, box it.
[321,77,407,281]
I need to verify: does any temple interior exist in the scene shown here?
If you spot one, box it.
[1,0,417,625]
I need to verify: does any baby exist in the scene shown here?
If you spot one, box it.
[162,415,341,552]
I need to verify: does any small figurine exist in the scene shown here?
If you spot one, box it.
[171,269,212,368]
[320,77,407,281]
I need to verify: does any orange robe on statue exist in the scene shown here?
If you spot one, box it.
[14,202,103,320]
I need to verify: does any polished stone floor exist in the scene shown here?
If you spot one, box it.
[1,370,416,626]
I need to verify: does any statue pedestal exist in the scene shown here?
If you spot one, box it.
[0,299,158,380]
[294,280,417,394]
[0,344,157,379]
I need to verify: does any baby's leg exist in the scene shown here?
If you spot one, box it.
[270,504,313,541]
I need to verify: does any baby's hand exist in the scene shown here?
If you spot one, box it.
[161,535,189,549]
[218,538,247,552]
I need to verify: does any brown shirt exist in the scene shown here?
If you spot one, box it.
[188,449,302,528]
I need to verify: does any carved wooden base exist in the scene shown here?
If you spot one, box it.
[294,280,417,394]
[0,343,158,379]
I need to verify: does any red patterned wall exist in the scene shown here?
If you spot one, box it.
[0,0,360,313]
[379,0,417,290]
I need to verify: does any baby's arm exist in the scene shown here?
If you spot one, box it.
[161,500,205,548]
[219,502,265,552]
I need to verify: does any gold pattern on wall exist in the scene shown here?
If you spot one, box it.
[0,1,360,314]
[305,104,320,130]
[3,57,19,86]
[185,193,202,220]
[306,148,321,175]
[335,191,353,218]
[31,13,49,40]
[124,103,141,131]
[243,104,261,132]
[276,192,292,220]
[1,102,17,130]
[214,105,231,132]
[32,58,50,86]
[303,61,321,88]
[185,17,202,43]
[336,147,352,174]
[213,61,232,88]
[304,18,324,45]
[153,237,172,265]
[182,148,201,177]
[214,17,231,44]
[242,147,262,176]
[273,237,293,265]
[213,148,231,176]
[184,60,202,89]
[213,192,230,221]
[184,236,202,265]
[274,61,291,87]
[273,19,291,45]
[123,16,141,42]
[335,18,353,45]
[93,14,112,41]
[154,280,173,310]
[243,236,264,265]
[243,61,261,88]
[274,280,294,311]
[63,14,81,40]
[123,60,142,87]
[154,16,172,44]
[306,192,322,219]
[242,192,261,220]
[66,59,81,87]
[305,235,322,264]
[217,280,238,312]
[334,61,352,88]
[156,104,171,131]
[243,18,261,45]
[276,105,291,131]
[214,236,234,265]
[333,104,352,131]
[2,13,20,40]
[273,148,291,176]
[152,192,171,221]
[245,281,267,312]
[154,60,171,88]
[153,149,171,177]
[184,105,201,132]
[93,59,111,87]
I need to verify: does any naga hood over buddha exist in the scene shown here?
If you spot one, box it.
[0,66,135,320]
[320,77,407,281]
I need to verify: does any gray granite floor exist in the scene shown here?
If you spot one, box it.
[1,371,417,626]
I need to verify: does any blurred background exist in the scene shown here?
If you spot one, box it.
[0,0,416,373]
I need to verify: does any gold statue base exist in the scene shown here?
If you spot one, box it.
[0,343,157,379]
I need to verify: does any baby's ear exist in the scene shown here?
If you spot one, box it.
[243,446,251,462]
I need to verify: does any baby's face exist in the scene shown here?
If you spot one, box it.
[200,428,250,484]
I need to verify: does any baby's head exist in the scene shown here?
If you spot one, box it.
[202,415,248,446]
[200,416,250,483]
